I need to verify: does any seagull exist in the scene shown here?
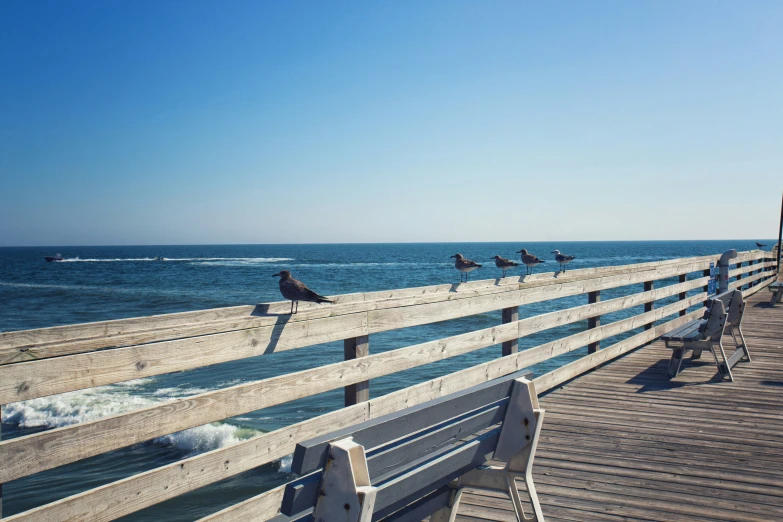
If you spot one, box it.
[756,242,767,249]
[517,249,545,275]
[492,255,519,278]
[551,250,576,272]
[273,270,333,314]
[451,254,482,282]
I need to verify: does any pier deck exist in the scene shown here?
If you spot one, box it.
[459,286,783,522]
[1,250,777,522]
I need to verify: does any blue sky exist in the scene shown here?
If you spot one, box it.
[1,1,781,246]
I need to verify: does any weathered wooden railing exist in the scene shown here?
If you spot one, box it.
[0,250,778,521]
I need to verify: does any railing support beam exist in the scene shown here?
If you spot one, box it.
[678,274,687,316]
[502,306,519,356]
[752,259,760,287]
[644,281,654,330]
[344,335,370,406]
[587,291,600,354]
[1,404,3,518]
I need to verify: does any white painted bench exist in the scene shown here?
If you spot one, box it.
[661,289,750,381]
[769,282,783,306]
[276,370,545,522]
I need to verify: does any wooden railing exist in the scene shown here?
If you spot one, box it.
[0,250,777,521]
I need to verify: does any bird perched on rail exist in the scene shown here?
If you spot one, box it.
[756,242,767,249]
[492,255,519,278]
[273,270,333,314]
[517,249,545,275]
[451,254,482,282]
[551,250,576,272]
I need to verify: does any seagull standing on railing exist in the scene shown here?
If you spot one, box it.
[451,254,482,282]
[517,249,545,275]
[273,270,333,314]
[492,255,519,278]
[551,250,576,272]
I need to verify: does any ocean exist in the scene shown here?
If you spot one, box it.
[0,240,771,520]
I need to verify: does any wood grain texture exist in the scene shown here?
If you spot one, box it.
[3,252,777,522]
[6,252,770,365]
[456,287,783,522]
[0,266,715,403]
[0,279,708,485]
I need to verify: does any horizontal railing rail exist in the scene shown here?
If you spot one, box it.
[0,249,777,521]
[0,251,770,365]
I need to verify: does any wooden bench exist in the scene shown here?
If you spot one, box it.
[769,282,783,306]
[277,370,545,522]
[662,289,750,382]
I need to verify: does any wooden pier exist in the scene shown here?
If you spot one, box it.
[0,250,779,521]
[457,285,783,522]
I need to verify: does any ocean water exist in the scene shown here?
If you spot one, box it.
[0,240,771,520]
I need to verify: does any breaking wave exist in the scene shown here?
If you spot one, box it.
[2,379,257,455]
[58,257,293,263]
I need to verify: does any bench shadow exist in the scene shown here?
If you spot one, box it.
[626,358,724,393]
[760,380,783,387]
[753,301,777,308]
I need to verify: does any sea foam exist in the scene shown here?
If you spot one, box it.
[3,379,257,455]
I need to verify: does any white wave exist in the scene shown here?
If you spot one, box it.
[155,423,251,453]
[278,454,293,473]
[58,257,293,263]
[192,259,293,267]
[291,262,447,268]
[59,257,157,262]
[170,257,292,262]
[3,380,257,455]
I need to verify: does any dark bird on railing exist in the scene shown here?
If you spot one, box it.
[492,255,519,278]
[273,270,333,314]
[517,249,545,275]
[451,254,482,282]
[551,250,576,272]
[756,242,767,249]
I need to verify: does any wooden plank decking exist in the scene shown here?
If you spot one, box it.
[458,286,783,522]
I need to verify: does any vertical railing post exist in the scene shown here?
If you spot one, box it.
[501,306,519,356]
[344,335,369,406]
[587,291,600,354]
[752,259,760,287]
[644,281,654,330]
[678,274,687,316]
[703,267,711,305]
[736,261,743,291]
[1,405,3,518]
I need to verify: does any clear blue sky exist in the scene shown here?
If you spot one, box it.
[1,1,781,246]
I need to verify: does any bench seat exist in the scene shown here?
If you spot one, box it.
[662,319,706,342]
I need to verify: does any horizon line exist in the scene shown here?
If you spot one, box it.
[0,238,778,249]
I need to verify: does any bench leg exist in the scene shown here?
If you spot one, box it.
[434,487,464,522]
[712,342,734,382]
[691,349,703,360]
[667,348,685,378]
[730,327,751,362]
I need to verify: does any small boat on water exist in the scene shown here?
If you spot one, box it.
[44,253,64,262]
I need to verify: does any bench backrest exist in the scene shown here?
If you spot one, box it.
[700,289,742,340]
[280,370,533,521]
